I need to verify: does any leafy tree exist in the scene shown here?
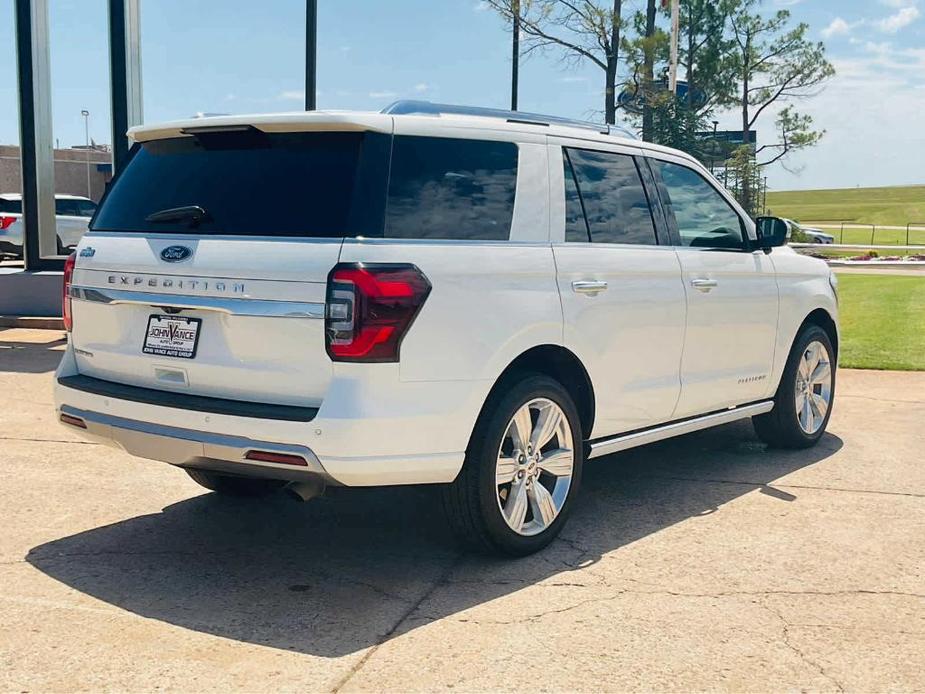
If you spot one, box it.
[728,1,834,209]
[485,0,624,124]
[678,0,738,114]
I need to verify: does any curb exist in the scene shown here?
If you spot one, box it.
[0,316,65,330]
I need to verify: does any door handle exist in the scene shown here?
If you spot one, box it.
[690,278,718,292]
[572,280,608,296]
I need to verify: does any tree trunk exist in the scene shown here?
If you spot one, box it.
[642,0,656,140]
[604,0,622,124]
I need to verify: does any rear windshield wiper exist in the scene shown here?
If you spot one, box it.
[145,205,210,226]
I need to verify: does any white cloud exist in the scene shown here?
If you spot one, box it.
[473,1,489,11]
[414,82,429,93]
[773,0,803,6]
[877,5,920,32]
[821,17,853,38]
[880,0,915,8]
[278,90,305,101]
[369,90,398,99]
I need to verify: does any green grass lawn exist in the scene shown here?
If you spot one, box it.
[835,273,925,371]
[766,184,925,230]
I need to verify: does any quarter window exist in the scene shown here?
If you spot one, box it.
[385,136,518,240]
[563,150,589,242]
[650,160,745,249]
[563,148,657,245]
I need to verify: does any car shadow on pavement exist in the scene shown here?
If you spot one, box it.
[27,420,843,658]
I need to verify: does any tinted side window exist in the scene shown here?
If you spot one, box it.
[565,148,657,245]
[56,199,80,216]
[651,160,745,249]
[385,136,517,240]
[563,150,589,242]
[0,199,22,213]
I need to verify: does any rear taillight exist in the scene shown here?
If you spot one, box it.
[62,252,76,332]
[0,215,15,230]
[325,263,431,362]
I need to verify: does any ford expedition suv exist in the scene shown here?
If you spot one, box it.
[55,102,838,556]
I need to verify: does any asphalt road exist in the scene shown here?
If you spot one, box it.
[1,328,923,692]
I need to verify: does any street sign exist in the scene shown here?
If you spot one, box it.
[617,80,707,114]
[697,130,757,144]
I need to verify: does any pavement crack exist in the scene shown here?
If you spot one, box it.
[329,554,465,693]
[0,435,99,446]
[640,474,925,499]
[839,394,925,405]
[763,600,846,692]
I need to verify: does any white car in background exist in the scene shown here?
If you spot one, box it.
[54,104,839,556]
[0,193,98,258]
[784,218,835,244]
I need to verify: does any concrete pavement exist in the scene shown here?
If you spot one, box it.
[1,328,923,692]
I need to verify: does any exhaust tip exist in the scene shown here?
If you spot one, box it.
[286,477,326,502]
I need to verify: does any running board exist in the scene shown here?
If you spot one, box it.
[587,400,774,459]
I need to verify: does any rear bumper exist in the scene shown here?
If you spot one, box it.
[59,404,330,483]
[54,348,488,486]
[0,239,22,256]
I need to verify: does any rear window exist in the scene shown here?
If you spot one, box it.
[91,130,390,237]
[385,136,518,240]
[0,199,22,214]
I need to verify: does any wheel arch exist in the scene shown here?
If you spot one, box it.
[801,307,839,359]
[486,344,596,439]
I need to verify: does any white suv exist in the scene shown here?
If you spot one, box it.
[54,103,838,556]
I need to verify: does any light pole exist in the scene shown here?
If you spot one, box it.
[710,120,718,174]
[511,0,520,111]
[668,0,680,95]
[81,109,91,198]
[305,0,317,110]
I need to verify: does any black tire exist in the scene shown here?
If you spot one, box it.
[441,373,583,556]
[753,324,836,449]
[184,469,287,497]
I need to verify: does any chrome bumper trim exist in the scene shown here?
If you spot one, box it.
[69,285,325,319]
[59,405,331,482]
[588,400,775,459]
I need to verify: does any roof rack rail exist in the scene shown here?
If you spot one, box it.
[382,100,636,139]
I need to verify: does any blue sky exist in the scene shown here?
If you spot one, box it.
[0,0,923,191]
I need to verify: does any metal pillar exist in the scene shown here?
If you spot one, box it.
[511,0,520,111]
[15,0,58,269]
[109,0,143,175]
[305,0,317,110]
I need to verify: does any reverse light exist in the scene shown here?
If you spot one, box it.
[62,252,76,332]
[325,263,431,362]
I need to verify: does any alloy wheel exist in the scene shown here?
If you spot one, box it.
[495,397,574,536]
[795,340,832,434]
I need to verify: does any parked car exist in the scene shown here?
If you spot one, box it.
[0,193,97,258]
[784,218,835,244]
[54,103,839,556]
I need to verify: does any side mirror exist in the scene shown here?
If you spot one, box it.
[755,216,789,250]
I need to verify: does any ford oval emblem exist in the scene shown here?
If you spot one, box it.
[160,245,192,263]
